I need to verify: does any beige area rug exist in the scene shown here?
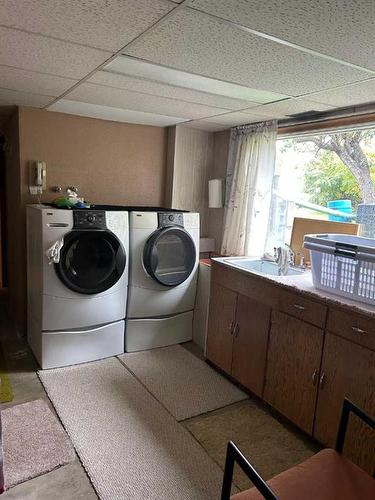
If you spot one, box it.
[1,399,75,489]
[184,399,320,491]
[39,357,230,500]
[119,345,247,421]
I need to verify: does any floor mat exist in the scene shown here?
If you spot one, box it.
[118,345,247,421]
[184,399,320,491]
[39,357,228,500]
[1,399,75,489]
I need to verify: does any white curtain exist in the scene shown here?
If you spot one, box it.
[221,120,277,256]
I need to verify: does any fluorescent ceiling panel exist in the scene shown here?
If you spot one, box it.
[125,8,369,96]
[105,56,287,104]
[66,82,231,119]
[0,0,174,52]
[48,99,187,127]
[187,0,375,72]
[90,71,260,110]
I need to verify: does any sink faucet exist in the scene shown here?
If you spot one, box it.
[285,244,295,266]
[274,245,295,276]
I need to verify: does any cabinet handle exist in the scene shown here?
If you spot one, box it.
[319,373,326,389]
[229,321,234,335]
[235,323,239,338]
[312,369,318,386]
[351,326,368,335]
[293,304,305,311]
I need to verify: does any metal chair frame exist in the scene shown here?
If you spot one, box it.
[221,398,375,500]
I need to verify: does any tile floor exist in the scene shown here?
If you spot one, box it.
[0,298,319,498]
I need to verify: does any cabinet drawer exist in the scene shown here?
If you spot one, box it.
[278,290,327,328]
[327,308,375,351]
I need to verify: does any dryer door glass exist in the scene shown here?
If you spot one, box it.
[55,231,126,294]
[143,227,196,286]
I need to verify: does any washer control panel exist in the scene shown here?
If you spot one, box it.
[158,212,184,228]
[73,210,106,229]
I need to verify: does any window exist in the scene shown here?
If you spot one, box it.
[266,127,375,253]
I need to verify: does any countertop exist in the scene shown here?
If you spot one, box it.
[212,257,375,319]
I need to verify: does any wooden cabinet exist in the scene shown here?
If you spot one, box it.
[231,294,271,397]
[206,282,270,397]
[278,290,327,328]
[207,261,375,473]
[206,282,236,375]
[314,332,375,474]
[264,312,324,434]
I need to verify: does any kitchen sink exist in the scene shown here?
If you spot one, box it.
[225,258,305,276]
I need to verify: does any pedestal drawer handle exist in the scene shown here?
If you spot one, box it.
[312,369,318,386]
[319,373,326,389]
[351,326,368,335]
[293,304,306,311]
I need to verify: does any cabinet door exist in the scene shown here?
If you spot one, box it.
[264,311,324,434]
[231,294,271,397]
[206,282,237,374]
[314,333,375,474]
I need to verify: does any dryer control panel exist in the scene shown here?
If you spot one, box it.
[73,210,107,229]
[158,212,184,228]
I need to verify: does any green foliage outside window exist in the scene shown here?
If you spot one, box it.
[304,151,375,209]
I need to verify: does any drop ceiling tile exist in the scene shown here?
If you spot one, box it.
[48,99,187,127]
[248,98,335,118]
[90,71,260,110]
[181,120,227,132]
[125,9,370,96]
[0,26,109,79]
[0,66,77,96]
[201,111,272,127]
[305,79,375,108]
[66,82,231,119]
[0,0,175,52]
[188,0,375,71]
[0,88,53,107]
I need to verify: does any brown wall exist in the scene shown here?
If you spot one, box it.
[6,106,168,333]
[19,107,168,207]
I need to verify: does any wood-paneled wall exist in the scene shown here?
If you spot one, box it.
[166,126,230,249]
[166,126,214,236]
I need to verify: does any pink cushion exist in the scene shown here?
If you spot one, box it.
[231,449,375,500]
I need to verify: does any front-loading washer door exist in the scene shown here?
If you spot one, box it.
[55,230,126,294]
[143,226,196,287]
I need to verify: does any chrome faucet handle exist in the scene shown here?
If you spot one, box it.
[284,244,295,266]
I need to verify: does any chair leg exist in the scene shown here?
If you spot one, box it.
[221,441,279,500]
[221,442,235,500]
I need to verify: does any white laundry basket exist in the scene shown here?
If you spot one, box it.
[304,233,375,305]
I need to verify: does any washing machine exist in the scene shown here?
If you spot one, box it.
[26,204,129,369]
[126,209,199,352]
